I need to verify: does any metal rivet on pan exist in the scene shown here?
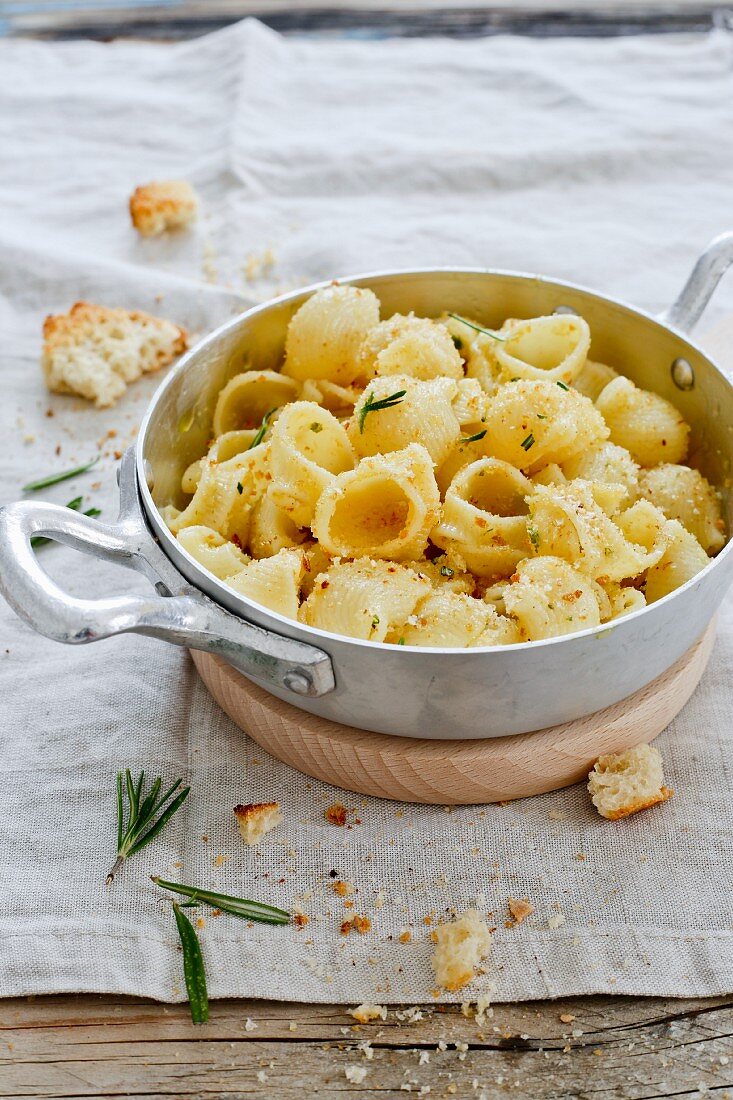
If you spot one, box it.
[671,358,695,391]
[284,671,311,695]
[553,305,578,315]
[144,460,155,490]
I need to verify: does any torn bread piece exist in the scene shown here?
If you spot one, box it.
[431,909,493,992]
[129,180,199,237]
[42,301,187,408]
[588,743,673,820]
[351,1003,387,1024]
[233,801,283,845]
[507,897,534,926]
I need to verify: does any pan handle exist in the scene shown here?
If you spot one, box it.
[0,450,335,698]
[663,231,733,333]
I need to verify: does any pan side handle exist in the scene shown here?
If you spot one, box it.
[0,450,334,699]
[662,231,733,333]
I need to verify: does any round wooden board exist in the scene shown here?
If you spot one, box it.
[192,623,715,804]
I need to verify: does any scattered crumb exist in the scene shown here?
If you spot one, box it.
[42,301,187,408]
[351,1003,387,1024]
[244,1017,257,1031]
[399,930,412,943]
[325,802,347,826]
[345,1064,368,1084]
[560,1013,576,1024]
[243,247,276,283]
[588,743,673,819]
[256,1069,267,1084]
[548,809,567,821]
[195,917,205,930]
[548,913,566,930]
[129,179,199,237]
[213,854,229,868]
[341,915,371,936]
[418,1050,430,1066]
[234,802,283,845]
[507,898,534,926]
[293,914,309,929]
[289,1021,297,1031]
[333,879,354,897]
[431,909,492,992]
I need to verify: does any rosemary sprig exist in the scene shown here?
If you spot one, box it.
[30,498,101,548]
[556,380,570,391]
[521,433,535,451]
[448,313,505,342]
[152,877,291,925]
[172,903,209,1024]
[106,770,190,884]
[358,389,406,433]
[462,429,487,444]
[23,456,99,492]
[248,408,276,449]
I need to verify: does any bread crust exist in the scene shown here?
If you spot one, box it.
[129,180,199,237]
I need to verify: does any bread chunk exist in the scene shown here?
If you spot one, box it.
[233,801,283,845]
[42,301,187,408]
[588,743,673,820]
[130,180,199,236]
[431,909,492,992]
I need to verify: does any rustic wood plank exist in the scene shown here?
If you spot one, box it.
[2,993,732,1098]
[1,2,726,42]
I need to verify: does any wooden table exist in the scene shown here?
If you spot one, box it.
[2,3,732,1097]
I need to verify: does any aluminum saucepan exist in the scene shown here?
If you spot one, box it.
[2,235,733,740]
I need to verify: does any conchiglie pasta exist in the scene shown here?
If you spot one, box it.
[349,376,460,468]
[391,589,516,648]
[299,558,431,642]
[638,464,725,554]
[573,359,618,402]
[283,284,380,385]
[313,443,440,561]
[162,286,727,649]
[268,402,355,527]
[176,525,250,580]
[595,376,690,466]
[562,441,640,500]
[167,445,270,544]
[248,491,308,558]
[644,519,710,604]
[431,458,533,578]
[358,314,463,382]
[494,314,590,386]
[503,556,609,641]
[213,370,299,437]
[527,480,661,583]
[483,379,609,473]
[227,548,306,619]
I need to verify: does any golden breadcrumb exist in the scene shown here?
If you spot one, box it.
[588,743,673,820]
[129,180,199,237]
[233,801,283,845]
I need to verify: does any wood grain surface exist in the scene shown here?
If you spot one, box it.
[1,0,726,42]
[2,992,733,1098]
[192,621,715,804]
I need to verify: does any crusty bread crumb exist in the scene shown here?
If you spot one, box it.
[507,897,534,926]
[233,801,283,845]
[129,180,199,237]
[351,1003,387,1024]
[42,301,187,408]
[431,909,492,992]
[588,743,673,820]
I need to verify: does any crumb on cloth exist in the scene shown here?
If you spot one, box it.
[588,743,673,820]
[234,801,283,845]
[130,179,199,237]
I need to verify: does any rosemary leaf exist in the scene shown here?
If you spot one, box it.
[462,429,487,444]
[106,771,190,885]
[556,380,570,391]
[23,456,99,492]
[521,433,535,451]
[448,313,505,342]
[152,877,291,926]
[173,903,209,1025]
[248,408,276,450]
[358,389,407,433]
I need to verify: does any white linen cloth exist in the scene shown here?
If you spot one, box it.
[1,20,733,1005]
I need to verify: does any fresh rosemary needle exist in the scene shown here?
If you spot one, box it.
[448,313,505,342]
[462,429,487,444]
[152,877,291,926]
[172,903,209,1025]
[248,408,276,449]
[106,770,190,884]
[23,456,99,492]
[358,389,406,433]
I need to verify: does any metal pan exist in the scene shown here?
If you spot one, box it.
[2,234,733,739]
